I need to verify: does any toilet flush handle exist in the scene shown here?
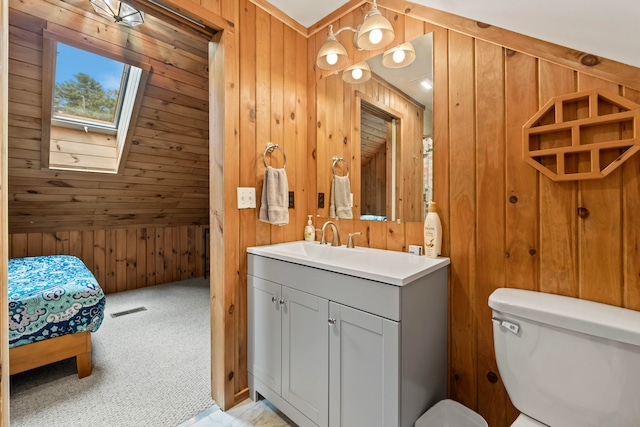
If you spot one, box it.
[492,317,520,335]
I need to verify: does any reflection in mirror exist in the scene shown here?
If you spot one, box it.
[316,33,433,222]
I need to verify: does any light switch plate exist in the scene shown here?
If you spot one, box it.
[237,187,256,209]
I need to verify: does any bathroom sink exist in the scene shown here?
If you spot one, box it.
[247,241,450,285]
[255,240,363,261]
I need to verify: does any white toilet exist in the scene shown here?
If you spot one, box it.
[489,288,640,427]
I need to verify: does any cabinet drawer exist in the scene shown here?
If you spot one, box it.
[249,254,401,321]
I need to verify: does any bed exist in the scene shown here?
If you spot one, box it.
[8,255,106,378]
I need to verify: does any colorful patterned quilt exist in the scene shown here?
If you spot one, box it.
[8,255,106,349]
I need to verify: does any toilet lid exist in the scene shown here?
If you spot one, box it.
[511,414,549,427]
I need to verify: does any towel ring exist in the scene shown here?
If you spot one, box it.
[332,157,349,178]
[263,143,287,169]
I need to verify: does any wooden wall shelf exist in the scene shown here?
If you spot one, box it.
[523,89,640,181]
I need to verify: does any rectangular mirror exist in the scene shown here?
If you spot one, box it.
[316,33,433,222]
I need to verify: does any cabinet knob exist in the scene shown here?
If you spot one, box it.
[271,296,279,304]
[279,299,287,305]
[328,318,337,325]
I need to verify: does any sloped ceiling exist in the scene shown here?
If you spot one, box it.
[268,0,640,69]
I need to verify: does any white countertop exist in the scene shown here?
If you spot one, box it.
[247,241,450,286]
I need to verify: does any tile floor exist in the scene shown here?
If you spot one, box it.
[178,398,296,427]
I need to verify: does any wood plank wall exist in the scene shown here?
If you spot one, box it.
[231,0,310,403]
[8,225,207,294]
[311,2,640,426]
[7,0,210,235]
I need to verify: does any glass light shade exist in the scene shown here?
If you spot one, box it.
[382,42,416,68]
[316,35,349,70]
[342,61,371,85]
[356,9,394,50]
[90,0,145,27]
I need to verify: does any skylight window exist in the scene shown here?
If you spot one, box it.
[41,36,148,174]
[52,43,128,132]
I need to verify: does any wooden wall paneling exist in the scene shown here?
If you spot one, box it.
[367,219,387,248]
[447,30,477,409]
[315,71,328,219]
[104,229,116,294]
[575,74,623,306]
[269,15,285,244]
[136,228,147,287]
[223,23,242,404]
[537,61,578,297]
[295,28,308,234]
[10,233,25,258]
[93,229,106,288]
[80,230,93,270]
[54,231,69,254]
[504,51,539,293]
[27,232,41,256]
[8,0,210,234]
[126,228,137,290]
[386,220,405,252]
[503,50,539,424]
[237,0,257,397]
[255,7,272,246]
[208,23,242,407]
[474,39,507,426]
[306,30,318,223]
[145,227,156,286]
[115,228,127,292]
[156,226,166,285]
[42,232,55,255]
[282,24,298,243]
[621,87,640,311]
[404,221,423,249]
[187,225,196,279]
[172,225,181,281]
[194,224,204,278]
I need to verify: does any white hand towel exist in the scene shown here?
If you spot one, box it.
[329,175,353,219]
[259,166,289,225]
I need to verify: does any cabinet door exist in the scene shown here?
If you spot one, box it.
[329,302,400,427]
[248,275,282,394]
[282,286,329,427]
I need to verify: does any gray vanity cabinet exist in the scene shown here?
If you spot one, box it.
[328,302,400,427]
[247,250,448,427]
[248,274,329,427]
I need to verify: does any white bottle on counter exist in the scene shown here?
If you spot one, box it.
[424,201,442,258]
[304,215,315,241]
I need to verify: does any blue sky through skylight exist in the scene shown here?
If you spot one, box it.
[55,43,124,91]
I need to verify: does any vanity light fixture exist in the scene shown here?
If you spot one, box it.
[89,0,145,27]
[342,61,372,84]
[316,25,350,70]
[382,42,416,68]
[316,0,394,71]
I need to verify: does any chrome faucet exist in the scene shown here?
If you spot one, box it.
[320,221,341,246]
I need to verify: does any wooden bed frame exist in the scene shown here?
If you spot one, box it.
[9,331,92,379]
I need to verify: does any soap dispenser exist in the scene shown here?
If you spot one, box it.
[424,201,442,258]
[304,215,315,241]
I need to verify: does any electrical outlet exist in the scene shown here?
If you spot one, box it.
[318,192,325,208]
[237,187,256,209]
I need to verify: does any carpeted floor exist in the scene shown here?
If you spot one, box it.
[10,277,215,427]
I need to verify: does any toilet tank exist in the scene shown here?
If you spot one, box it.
[489,288,640,427]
